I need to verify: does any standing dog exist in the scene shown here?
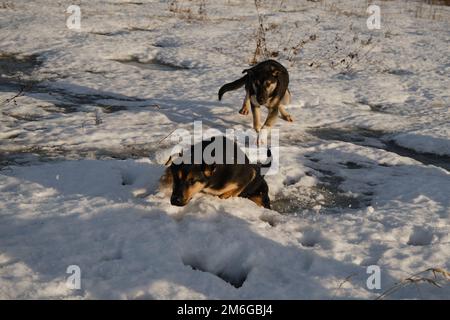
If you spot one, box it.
[160,136,271,208]
[218,60,292,133]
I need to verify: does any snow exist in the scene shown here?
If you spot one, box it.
[0,0,449,299]
[392,127,450,156]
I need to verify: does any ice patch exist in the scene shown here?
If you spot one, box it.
[393,128,450,157]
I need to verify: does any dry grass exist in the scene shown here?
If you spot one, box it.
[168,0,208,21]
[250,0,270,64]
[333,272,359,298]
[331,267,450,299]
[317,0,450,22]
[0,2,14,9]
[413,1,449,20]
[1,86,25,106]
[250,0,318,65]
[376,268,450,300]
[286,34,317,63]
[0,79,34,107]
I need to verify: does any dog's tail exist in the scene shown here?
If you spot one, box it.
[218,75,247,101]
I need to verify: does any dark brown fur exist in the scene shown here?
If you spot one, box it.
[160,136,271,208]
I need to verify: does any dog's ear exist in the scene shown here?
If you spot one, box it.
[202,163,216,177]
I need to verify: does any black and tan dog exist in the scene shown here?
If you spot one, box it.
[160,136,271,208]
[218,59,292,133]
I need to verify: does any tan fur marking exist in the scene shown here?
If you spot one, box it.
[239,91,250,115]
[279,104,293,122]
[266,82,277,96]
[214,169,256,199]
[249,195,264,207]
[250,94,260,107]
[204,182,239,197]
[183,181,207,202]
[262,107,279,129]
[203,165,215,177]
[247,168,265,207]
[251,104,261,132]
[219,185,242,199]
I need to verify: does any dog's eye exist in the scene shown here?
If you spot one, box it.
[187,179,196,185]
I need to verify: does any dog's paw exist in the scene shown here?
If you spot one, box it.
[282,114,294,122]
[239,108,249,115]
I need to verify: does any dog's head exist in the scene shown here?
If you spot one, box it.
[244,60,289,106]
[167,162,216,207]
[164,136,245,206]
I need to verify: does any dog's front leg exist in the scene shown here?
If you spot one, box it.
[278,90,293,122]
[259,107,279,146]
[261,106,279,130]
[239,91,250,115]
[279,104,293,122]
[251,103,262,133]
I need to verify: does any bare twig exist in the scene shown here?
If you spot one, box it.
[287,34,317,63]
[168,0,208,21]
[157,127,178,145]
[1,81,33,106]
[251,0,269,64]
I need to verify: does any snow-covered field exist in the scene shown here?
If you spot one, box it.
[0,0,449,299]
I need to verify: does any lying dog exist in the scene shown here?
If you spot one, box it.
[160,136,271,208]
[218,59,292,133]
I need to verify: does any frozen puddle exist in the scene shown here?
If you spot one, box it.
[308,127,450,172]
[0,144,158,170]
[272,169,366,215]
[0,53,40,94]
[30,85,147,110]
[383,140,450,172]
[0,53,40,77]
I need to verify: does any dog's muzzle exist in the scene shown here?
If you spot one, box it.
[171,195,188,206]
